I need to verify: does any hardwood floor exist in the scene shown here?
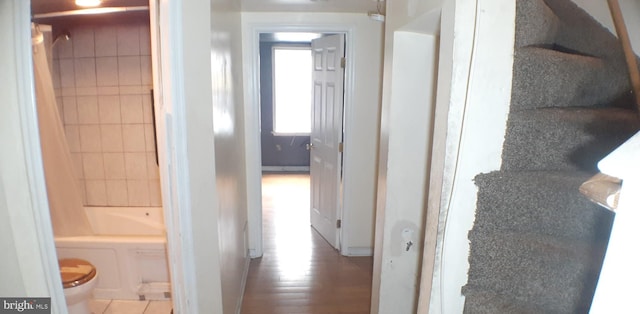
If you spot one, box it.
[241,174,373,314]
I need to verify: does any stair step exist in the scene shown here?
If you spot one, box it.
[466,231,606,313]
[511,47,631,110]
[501,107,640,171]
[515,0,559,48]
[474,171,613,242]
[543,0,627,60]
[463,289,547,314]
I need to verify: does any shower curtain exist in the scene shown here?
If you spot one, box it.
[32,24,93,236]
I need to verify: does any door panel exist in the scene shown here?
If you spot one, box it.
[310,34,345,249]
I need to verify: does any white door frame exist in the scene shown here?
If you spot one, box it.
[243,24,355,258]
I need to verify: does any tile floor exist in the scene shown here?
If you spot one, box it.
[89,299,172,314]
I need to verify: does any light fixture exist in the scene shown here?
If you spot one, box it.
[274,32,322,42]
[75,0,101,7]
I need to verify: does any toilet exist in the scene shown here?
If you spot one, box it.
[59,258,98,314]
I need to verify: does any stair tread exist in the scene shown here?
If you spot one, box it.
[474,170,614,241]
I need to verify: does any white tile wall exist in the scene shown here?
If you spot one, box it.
[82,153,105,179]
[98,95,121,124]
[139,25,151,56]
[100,125,124,153]
[59,59,75,87]
[122,124,146,152]
[106,180,128,206]
[79,125,102,152]
[85,180,107,205]
[77,96,100,124]
[53,23,160,207]
[147,153,159,180]
[149,180,162,206]
[103,153,126,180]
[96,57,119,86]
[125,153,148,179]
[144,124,156,152]
[95,26,117,57]
[142,95,153,123]
[127,180,150,206]
[62,96,78,124]
[72,28,95,58]
[65,125,81,152]
[118,56,142,86]
[121,95,144,124]
[117,25,140,56]
[74,58,97,87]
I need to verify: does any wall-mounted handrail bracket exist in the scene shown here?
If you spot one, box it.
[579,172,622,211]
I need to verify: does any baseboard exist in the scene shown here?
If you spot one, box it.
[235,252,251,314]
[344,247,373,256]
[248,248,262,259]
[261,166,310,172]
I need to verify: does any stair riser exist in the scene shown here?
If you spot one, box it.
[543,0,626,59]
[515,0,559,48]
[474,173,614,241]
[501,108,640,171]
[466,233,606,313]
[511,48,631,110]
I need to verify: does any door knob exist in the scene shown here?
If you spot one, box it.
[306,143,314,150]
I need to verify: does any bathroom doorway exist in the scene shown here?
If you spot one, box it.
[30,1,172,312]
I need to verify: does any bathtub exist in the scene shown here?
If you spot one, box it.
[55,206,171,300]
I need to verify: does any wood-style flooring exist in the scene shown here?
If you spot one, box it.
[241,174,373,314]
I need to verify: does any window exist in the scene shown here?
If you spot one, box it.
[272,47,312,135]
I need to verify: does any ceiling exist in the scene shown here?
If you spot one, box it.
[31,0,379,15]
[30,0,380,34]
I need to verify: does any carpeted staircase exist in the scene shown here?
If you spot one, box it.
[463,0,640,313]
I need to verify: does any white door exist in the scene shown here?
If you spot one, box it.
[310,34,345,249]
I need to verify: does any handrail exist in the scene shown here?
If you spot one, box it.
[607,0,640,114]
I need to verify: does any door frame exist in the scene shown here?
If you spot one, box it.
[243,24,355,258]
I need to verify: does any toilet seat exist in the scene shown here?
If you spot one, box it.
[59,258,97,288]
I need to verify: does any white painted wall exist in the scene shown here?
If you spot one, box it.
[211,2,251,313]
[591,131,640,313]
[154,0,249,312]
[430,1,516,313]
[572,0,640,53]
[241,12,383,257]
[371,0,444,313]
[0,1,67,312]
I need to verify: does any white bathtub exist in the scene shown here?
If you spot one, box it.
[55,206,171,300]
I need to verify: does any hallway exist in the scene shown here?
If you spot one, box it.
[241,174,373,314]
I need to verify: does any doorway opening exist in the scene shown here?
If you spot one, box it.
[257,31,346,250]
[29,2,172,312]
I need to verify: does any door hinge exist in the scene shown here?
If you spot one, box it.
[340,57,346,68]
[336,219,342,228]
[338,142,344,153]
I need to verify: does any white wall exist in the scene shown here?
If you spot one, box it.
[155,0,249,312]
[0,1,67,312]
[371,0,443,313]
[211,2,251,313]
[241,12,383,257]
[573,0,640,53]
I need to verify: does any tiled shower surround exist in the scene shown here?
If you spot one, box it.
[51,22,161,207]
